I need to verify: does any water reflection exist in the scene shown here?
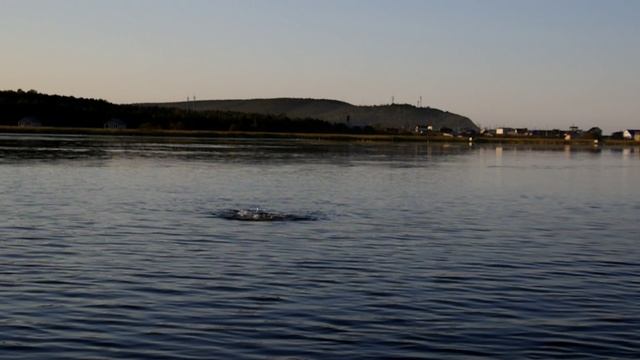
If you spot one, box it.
[0,135,476,165]
[495,146,503,166]
[0,134,633,165]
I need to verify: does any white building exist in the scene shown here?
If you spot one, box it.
[496,127,515,136]
[622,129,640,141]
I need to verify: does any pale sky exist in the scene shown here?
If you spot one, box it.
[2,0,639,132]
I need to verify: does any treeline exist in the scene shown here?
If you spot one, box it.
[0,90,376,134]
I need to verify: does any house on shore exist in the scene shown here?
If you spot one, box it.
[414,125,433,134]
[17,117,42,127]
[564,127,583,141]
[623,129,640,141]
[104,118,127,129]
[495,127,529,136]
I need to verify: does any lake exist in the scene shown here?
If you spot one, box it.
[1,134,639,359]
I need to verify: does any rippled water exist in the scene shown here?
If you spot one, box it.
[1,134,639,359]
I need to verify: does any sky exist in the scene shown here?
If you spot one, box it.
[1,0,639,132]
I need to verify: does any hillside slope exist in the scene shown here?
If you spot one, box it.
[0,90,352,133]
[152,98,478,131]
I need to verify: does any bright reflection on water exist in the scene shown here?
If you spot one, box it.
[1,134,639,359]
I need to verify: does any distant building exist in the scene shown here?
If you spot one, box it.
[104,118,127,129]
[622,129,640,141]
[564,127,583,141]
[495,128,530,136]
[496,127,517,136]
[414,124,435,134]
[17,117,42,128]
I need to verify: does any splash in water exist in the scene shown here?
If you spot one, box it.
[214,208,319,222]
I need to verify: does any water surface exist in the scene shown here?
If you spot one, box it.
[1,135,639,359]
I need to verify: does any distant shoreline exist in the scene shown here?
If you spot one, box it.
[0,126,638,146]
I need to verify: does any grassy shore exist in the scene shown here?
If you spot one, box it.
[1,125,638,146]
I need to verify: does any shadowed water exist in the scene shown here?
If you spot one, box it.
[1,134,639,359]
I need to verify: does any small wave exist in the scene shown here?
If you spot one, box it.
[213,208,320,222]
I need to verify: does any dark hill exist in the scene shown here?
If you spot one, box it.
[0,90,354,133]
[151,98,478,132]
